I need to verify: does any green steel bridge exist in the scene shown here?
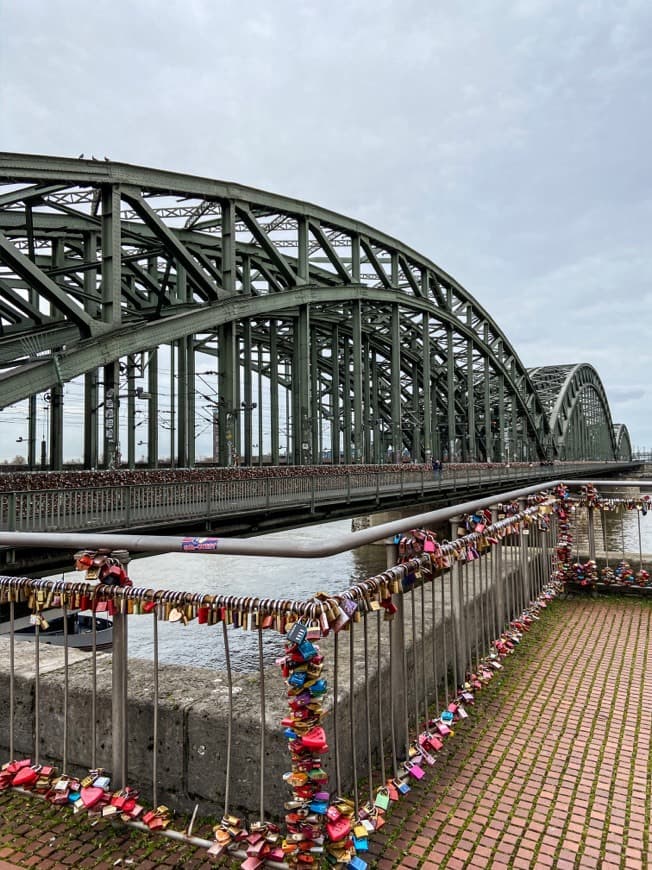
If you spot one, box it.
[0,153,632,471]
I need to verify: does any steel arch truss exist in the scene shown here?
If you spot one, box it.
[528,364,629,460]
[0,153,619,468]
[613,424,633,461]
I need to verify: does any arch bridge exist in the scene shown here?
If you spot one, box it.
[0,153,631,469]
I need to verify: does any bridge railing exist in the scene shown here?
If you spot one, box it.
[0,461,632,533]
[1,480,650,861]
[0,480,582,864]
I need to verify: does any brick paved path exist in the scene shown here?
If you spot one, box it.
[0,598,650,869]
[369,597,652,869]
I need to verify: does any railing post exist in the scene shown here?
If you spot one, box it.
[7,493,16,531]
[518,498,529,613]
[375,471,380,504]
[125,486,132,527]
[491,507,505,635]
[311,476,316,514]
[265,477,271,510]
[450,517,467,687]
[386,537,408,760]
[111,550,130,790]
[587,505,596,562]
[346,473,351,503]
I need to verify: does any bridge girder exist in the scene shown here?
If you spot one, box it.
[0,153,623,469]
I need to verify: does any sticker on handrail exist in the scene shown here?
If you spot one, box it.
[181,537,219,552]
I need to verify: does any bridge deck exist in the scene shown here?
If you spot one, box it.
[0,596,650,868]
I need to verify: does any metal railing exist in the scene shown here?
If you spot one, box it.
[0,461,633,534]
[0,479,649,863]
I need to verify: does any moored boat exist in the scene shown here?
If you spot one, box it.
[0,608,113,651]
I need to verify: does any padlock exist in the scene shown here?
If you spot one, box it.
[374,787,390,811]
[287,620,309,645]
[404,759,425,780]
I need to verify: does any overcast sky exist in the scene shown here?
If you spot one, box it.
[1,0,651,453]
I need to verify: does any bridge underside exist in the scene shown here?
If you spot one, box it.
[0,154,630,469]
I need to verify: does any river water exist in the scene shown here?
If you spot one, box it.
[47,502,652,671]
[66,518,387,670]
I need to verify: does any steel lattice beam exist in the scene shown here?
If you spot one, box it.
[0,153,629,468]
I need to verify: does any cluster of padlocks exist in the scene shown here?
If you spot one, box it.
[601,561,651,587]
[0,761,174,827]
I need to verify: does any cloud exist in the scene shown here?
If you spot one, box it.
[1,0,651,450]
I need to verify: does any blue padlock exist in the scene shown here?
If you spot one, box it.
[298,639,318,660]
[309,799,329,814]
[288,671,307,688]
[353,835,369,851]
[309,678,327,695]
[348,856,368,870]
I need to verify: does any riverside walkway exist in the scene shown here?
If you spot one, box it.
[0,595,650,869]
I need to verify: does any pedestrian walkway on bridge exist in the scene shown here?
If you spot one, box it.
[0,596,650,869]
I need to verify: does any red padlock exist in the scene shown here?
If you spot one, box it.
[325,815,351,842]
[301,727,328,753]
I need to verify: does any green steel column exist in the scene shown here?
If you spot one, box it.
[293,305,311,465]
[218,322,237,466]
[484,324,492,462]
[243,321,253,465]
[83,231,99,469]
[101,185,122,325]
[371,355,380,463]
[391,304,401,462]
[391,252,399,286]
[148,349,159,467]
[222,201,236,294]
[26,204,38,469]
[351,233,361,283]
[363,335,372,463]
[446,325,455,462]
[298,216,309,284]
[127,356,136,470]
[411,360,420,461]
[285,359,291,462]
[421,310,432,461]
[511,400,519,463]
[169,342,176,468]
[100,185,121,469]
[49,237,64,470]
[177,338,188,467]
[258,342,264,465]
[310,326,320,463]
[84,373,99,469]
[466,307,476,461]
[331,325,340,464]
[187,335,196,468]
[497,366,505,462]
[352,300,363,463]
[431,378,440,460]
[270,320,280,465]
[103,362,118,469]
[176,266,189,467]
[343,340,352,464]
